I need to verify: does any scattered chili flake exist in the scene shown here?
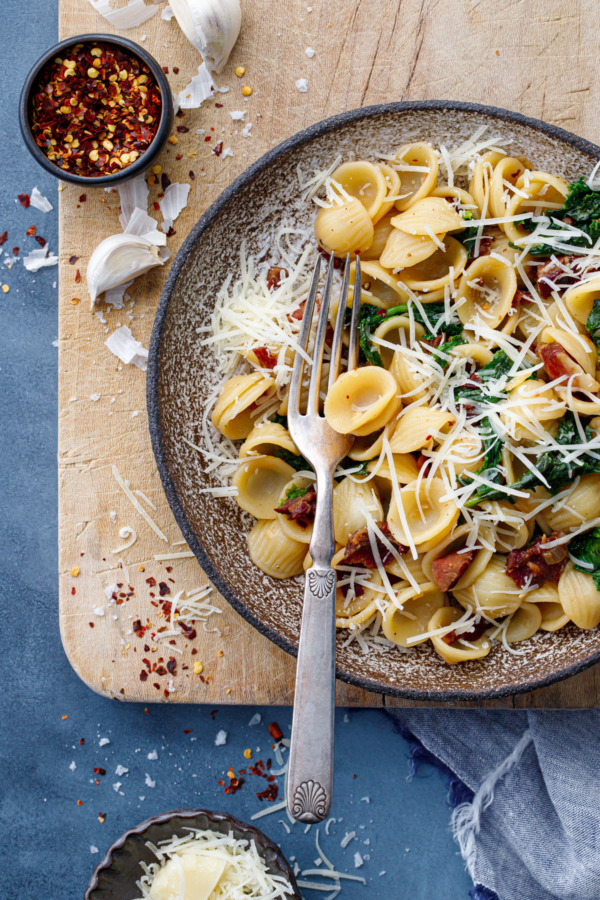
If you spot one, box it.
[175,153,183,160]
[204,135,212,142]
[79,738,85,745]
[173,66,179,74]
[146,576,156,587]
[189,170,195,180]
[1,284,9,293]
[71,586,76,595]
[0,231,7,246]
[93,767,106,776]
[268,722,283,742]
[98,813,106,823]
[18,193,30,208]
[75,269,81,283]
[166,657,177,675]
[34,235,47,247]
[139,670,148,681]
[79,193,87,203]
[160,172,171,191]
[29,41,162,177]
[89,622,94,628]
[176,125,189,133]
[212,141,224,156]
[77,800,83,806]
[215,102,223,108]
[12,247,19,256]
[243,748,252,759]
[256,783,279,802]
[26,225,36,236]
[166,225,176,237]
[61,715,69,720]
[183,728,193,734]
[69,255,78,264]
[158,581,170,596]
[175,108,185,118]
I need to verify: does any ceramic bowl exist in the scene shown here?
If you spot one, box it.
[19,33,174,187]
[147,101,600,701]
[84,807,301,899]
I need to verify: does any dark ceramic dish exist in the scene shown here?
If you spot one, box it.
[84,807,301,900]
[19,33,174,187]
[147,101,600,702]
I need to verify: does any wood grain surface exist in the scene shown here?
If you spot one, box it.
[58,0,600,707]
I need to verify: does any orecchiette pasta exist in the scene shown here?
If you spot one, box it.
[204,134,600,667]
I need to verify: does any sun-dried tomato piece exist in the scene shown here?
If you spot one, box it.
[431,549,476,592]
[252,347,278,369]
[275,486,316,529]
[506,531,568,589]
[512,289,532,306]
[343,522,407,568]
[536,255,582,298]
[536,341,586,382]
[443,617,489,645]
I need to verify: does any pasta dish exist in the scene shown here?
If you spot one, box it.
[198,129,600,666]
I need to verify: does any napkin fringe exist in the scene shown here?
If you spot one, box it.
[451,729,533,879]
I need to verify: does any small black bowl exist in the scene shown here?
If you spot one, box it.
[19,33,174,187]
[84,808,301,900]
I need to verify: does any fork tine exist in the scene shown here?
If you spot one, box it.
[306,253,335,416]
[289,255,321,418]
[327,254,351,389]
[347,255,361,371]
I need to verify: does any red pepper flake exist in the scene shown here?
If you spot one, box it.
[256,783,279,802]
[268,722,283,742]
[29,41,162,178]
[158,581,170,596]
[162,66,169,74]
[0,231,7,246]
[79,738,85,745]
[139,670,148,681]
[98,813,106,823]
[35,235,47,247]
[166,226,176,237]
[166,657,177,674]
[18,193,30,208]
[173,66,179,74]
[153,200,160,211]
[79,193,87,203]
[89,622,95,628]
[12,247,19,256]
[69,255,78,264]
[133,619,146,638]
[210,709,218,719]
[189,170,195,180]
[77,800,83,806]
[71,587,76,595]
[146,576,157,587]
[93,767,106,775]
[179,622,197,640]
[175,153,183,160]
[26,225,36,236]
[183,728,193,734]
[212,141,224,156]
[204,135,212,142]
[160,172,171,191]
[176,125,189,133]
[175,108,185,118]
[75,269,81,283]
[215,102,223,108]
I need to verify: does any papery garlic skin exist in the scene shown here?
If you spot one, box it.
[87,234,164,308]
[170,0,242,73]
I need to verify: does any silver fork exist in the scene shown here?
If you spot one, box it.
[286,252,362,823]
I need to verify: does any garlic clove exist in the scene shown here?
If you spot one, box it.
[87,234,164,308]
[170,0,242,73]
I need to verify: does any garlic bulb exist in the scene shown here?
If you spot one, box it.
[169,0,242,73]
[87,234,164,308]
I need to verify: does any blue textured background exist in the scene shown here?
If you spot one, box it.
[0,3,472,898]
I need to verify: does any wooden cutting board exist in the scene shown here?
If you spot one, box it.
[58,0,600,707]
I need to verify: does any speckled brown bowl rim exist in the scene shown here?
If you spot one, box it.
[147,100,600,702]
[19,33,174,187]
[84,807,301,899]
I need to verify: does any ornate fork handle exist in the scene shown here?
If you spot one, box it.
[287,470,336,823]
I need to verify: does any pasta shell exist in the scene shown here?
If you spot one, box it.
[429,607,491,664]
[501,602,542,643]
[489,156,533,218]
[333,477,383,546]
[453,555,524,618]
[540,474,600,532]
[468,150,506,211]
[211,373,276,439]
[398,235,467,291]
[247,517,306,579]
[391,142,439,211]
[503,171,569,242]
[373,314,425,368]
[388,406,455,454]
[527,584,570,632]
[372,164,402,223]
[361,213,395,261]
[381,583,446,647]
[314,196,374,256]
[379,228,441,270]
[564,274,600,326]
[431,184,480,215]
[350,260,410,308]
[324,367,398,435]
[391,197,466,236]
[558,563,600,629]
[330,160,388,219]
[239,421,299,458]
[387,478,459,547]
[456,254,517,329]
[232,456,296,519]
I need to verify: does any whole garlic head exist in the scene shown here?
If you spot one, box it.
[169,0,242,73]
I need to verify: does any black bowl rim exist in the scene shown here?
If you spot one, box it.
[147,99,600,702]
[19,33,174,187]
[84,807,301,900]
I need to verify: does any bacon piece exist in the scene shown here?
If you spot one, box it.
[267,266,288,291]
[470,235,493,259]
[536,341,586,382]
[252,347,278,369]
[275,486,317,529]
[343,522,407,568]
[536,255,580,298]
[505,531,568,589]
[431,549,476,592]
